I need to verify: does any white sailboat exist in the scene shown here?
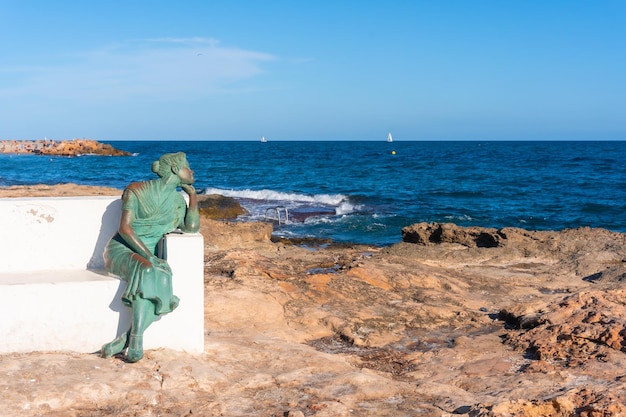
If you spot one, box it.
[387,132,393,143]
[260,136,267,143]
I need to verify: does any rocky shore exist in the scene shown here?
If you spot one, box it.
[0,139,131,156]
[1,184,626,416]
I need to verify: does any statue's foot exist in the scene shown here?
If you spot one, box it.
[126,334,144,363]
[171,295,180,311]
[101,332,128,358]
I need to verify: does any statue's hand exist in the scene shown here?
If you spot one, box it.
[150,256,172,274]
[180,184,196,196]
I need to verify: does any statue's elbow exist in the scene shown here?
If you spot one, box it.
[182,221,200,234]
[183,212,200,233]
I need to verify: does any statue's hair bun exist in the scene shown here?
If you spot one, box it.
[151,161,160,174]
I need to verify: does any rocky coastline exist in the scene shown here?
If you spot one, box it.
[1,184,626,416]
[0,139,131,156]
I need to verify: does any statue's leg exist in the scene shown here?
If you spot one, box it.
[126,298,157,362]
[101,329,129,358]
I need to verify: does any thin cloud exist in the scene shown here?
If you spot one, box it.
[0,37,276,102]
[141,37,220,46]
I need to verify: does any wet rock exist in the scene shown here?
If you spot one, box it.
[288,207,336,222]
[402,222,506,247]
[197,194,248,219]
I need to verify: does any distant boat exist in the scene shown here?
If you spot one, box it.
[261,136,267,143]
[387,132,393,143]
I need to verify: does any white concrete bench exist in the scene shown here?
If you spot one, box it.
[0,196,204,355]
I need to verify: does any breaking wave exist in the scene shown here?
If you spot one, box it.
[203,187,347,206]
[201,187,364,227]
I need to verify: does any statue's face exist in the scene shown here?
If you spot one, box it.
[177,160,194,184]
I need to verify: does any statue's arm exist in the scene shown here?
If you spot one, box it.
[118,209,156,261]
[179,184,200,233]
[117,188,159,262]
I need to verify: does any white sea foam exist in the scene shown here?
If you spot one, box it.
[303,216,335,225]
[336,201,360,215]
[203,187,348,206]
[444,214,474,222]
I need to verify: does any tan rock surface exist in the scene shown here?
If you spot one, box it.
[0,183,123,197]
[0,139,131,156]
[2,186,626,416]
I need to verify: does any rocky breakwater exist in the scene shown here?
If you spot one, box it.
[0,139,131,156]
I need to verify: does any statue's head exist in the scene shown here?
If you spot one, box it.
[151,152,194,185]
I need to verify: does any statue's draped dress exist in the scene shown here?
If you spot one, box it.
[104,180,186,315]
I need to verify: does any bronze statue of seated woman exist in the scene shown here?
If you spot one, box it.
[101,152,200,362]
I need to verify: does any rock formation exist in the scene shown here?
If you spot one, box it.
[197,194,249,219]
[1,187,626,416]
[0,139,131,156]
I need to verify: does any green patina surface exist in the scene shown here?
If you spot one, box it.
[101,152,199,362]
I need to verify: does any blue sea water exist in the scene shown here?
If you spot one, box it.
[1,140,625,246]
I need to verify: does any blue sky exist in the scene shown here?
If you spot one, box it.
[1,1,624,141]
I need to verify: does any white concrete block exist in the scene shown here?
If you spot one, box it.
[142,233,205,353]
[0,271,122,353]
[0,197,205,355]
[0,196,121,272]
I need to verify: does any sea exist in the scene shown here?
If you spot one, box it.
[1,140,625,246]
